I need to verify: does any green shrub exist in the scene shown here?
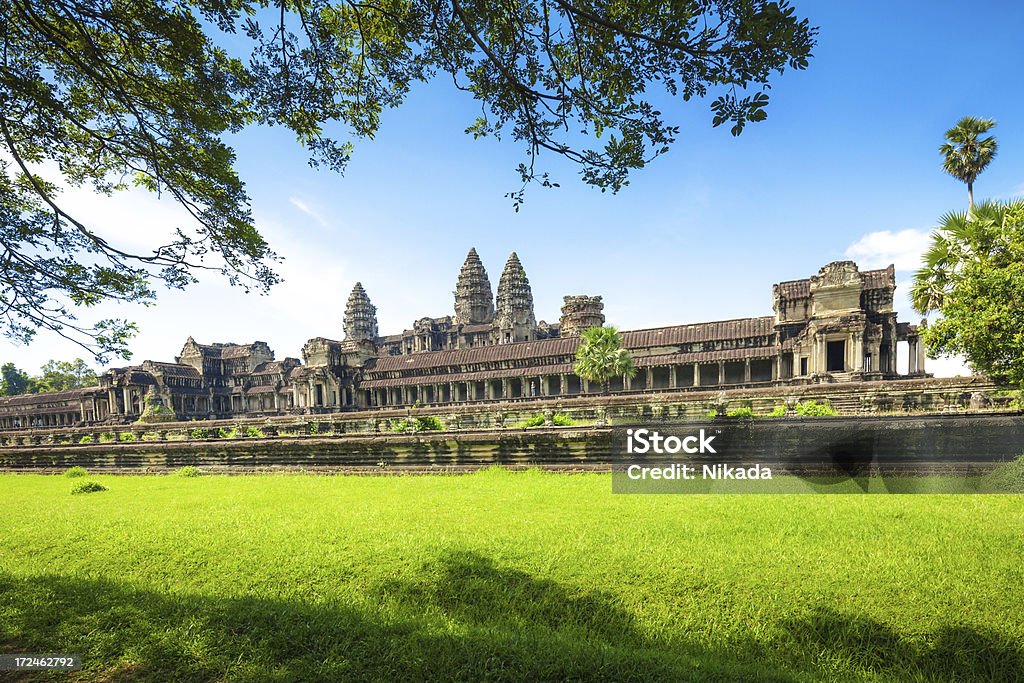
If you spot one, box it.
[244,426,264,438]
[726,406,755,419]
[705,409,719,420]
[391,416,444,432]
[516,414,547,428]
[413,415,444,432]
[552,413,576,426]
[98,432,115,443]
[768,405,787,418]
[71,480,107,495]
[217,427,237,439]
[175,465,203,478]
[78,435,93,444]
[141,432,160,441]
[309,422,321,435]
[118,432,137,442]
[189,427,210,439]
[794,401,838,417]
[64,466,88,478]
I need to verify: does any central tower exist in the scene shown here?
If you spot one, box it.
[453,248,495,324]
[495,252,537,343]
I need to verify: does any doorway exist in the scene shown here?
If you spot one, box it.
[826,341,846,372]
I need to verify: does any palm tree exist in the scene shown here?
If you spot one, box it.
[911,200,1006,315]
[939,116,997,210]
[573,326,637,394]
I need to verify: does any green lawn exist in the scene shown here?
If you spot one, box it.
[1,470,1022,682]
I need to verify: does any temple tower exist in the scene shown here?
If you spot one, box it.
[454,248,495,324]
[343,282,378,342]
[559,295,605,336]
[495,252,537,343]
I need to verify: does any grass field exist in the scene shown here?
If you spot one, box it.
[1,470,1022,682]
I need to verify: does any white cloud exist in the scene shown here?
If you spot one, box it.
[289,196,330,228]
[844,228,932,272]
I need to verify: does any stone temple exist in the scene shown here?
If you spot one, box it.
[0,251,929,428]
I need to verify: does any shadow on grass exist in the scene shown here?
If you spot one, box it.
[0,552,1020,682]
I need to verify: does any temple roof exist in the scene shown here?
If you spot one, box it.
[367,317,777,374]
[775,266,893,300]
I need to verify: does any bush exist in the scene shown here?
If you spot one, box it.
[516,414,547,428]
[705,409,719,420]
[244,426,264,438]
[98,432,115,443]
[413,416,444,432]
[217,427,238,439]
[552,413,576,426]
[189,427,210,439]
[118,432,137,442]
[768,405,787,418]
[71,480,107,495]
[141,432,160,441]
[64,466,88,478]
[726,407,755,419]
[78,435,93,444]
[794,401,838,417]
[391,416,444,432]
[175,465,203,478]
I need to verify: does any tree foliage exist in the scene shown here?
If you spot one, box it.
[573,325,636,393]
[939,116,997,209]
[36,358,99,392]
[911,200,1024,386]
[1,362,33,396]
[1,0,816,360]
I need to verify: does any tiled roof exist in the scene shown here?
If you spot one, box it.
[0,387,99,409]
[367,318,777,376]
[143,362,201,378]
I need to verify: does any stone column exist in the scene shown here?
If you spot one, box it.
[743,359,751,384]
[718,362,724,386]
[693,363,700,387]
[917,338,926,375]
[122,387,131,415]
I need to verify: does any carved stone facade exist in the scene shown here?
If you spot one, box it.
[0,254,933,429]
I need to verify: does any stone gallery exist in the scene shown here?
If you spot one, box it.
[0,251,929,429]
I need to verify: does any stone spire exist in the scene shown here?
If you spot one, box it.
[454,248,495,324]
[495,252,537,341]
[344,282,378,342]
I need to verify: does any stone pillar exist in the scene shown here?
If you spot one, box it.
[908,339,918,374]
[502,378,511,399]
[669,366,677,389]
[718,362,724,386]
[122,387,131,415]
[917,338,926,375]
[852,333,864,372]
[693,363,700,387]
[743,359,751,384]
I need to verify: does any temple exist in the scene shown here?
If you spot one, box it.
[0,252,930,429]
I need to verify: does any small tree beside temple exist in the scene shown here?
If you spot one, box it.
[573,327,637,395]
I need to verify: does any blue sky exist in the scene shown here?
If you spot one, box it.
[5,0,1023,375]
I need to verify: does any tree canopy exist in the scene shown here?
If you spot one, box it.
[1,0,816,361]
[939,116,997,210]
[0,358,99,395]
[911,200,1024,387]
[573,325,636,393]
